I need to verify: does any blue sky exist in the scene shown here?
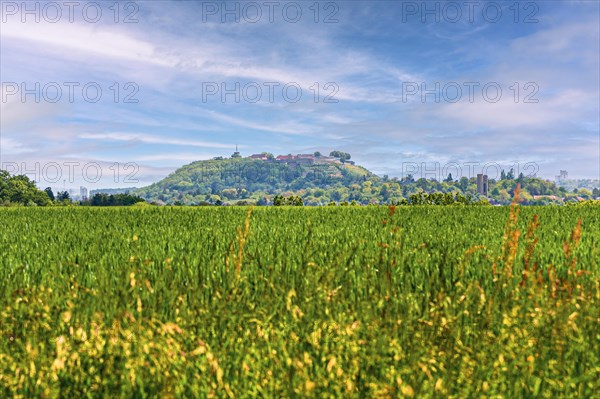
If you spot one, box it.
[1,0,599,188]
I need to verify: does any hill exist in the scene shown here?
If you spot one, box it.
[135,154,377,205]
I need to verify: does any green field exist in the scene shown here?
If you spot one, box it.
[1,205,599,397]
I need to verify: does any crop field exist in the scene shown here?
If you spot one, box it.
[0,203,599,397]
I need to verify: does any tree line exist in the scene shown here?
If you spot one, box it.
[0,171,146,207]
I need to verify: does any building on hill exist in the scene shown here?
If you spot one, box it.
[275,154,315,165]
[276,155,294,162]
[249,154,269,160]
[315,156,339,164]
[533,195,561,201]
[294,154,315,164]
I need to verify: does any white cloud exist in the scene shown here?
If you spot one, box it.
[2,20,176,67]
[437,89,596,130]
[79,132,233,149]
[199,109,309,135]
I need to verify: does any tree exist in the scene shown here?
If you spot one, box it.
[89,193,145,206]
[273,195,303,206]
[459,177,469,192]
[379,184,390,201]
[44,187,55,201]
[221,188,238,200]
[444,173,453,182]
[289,195,303,206]
[57,191,71,202]
[331,189,343,202]
[500,170,506,180]
[329,151,351,162]
[314,151,322,157]
[578,188,592,199]
[0,171,51,206]
[507,168,515,180]
[401,174,415,184]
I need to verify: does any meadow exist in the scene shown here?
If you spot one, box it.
[0,201,598,397]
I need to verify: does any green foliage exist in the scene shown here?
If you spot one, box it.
[131,160,589,207]
[0,170,51,206]
[329,150,351,162]
[87,193,146,206]
[134,158,375,205]
[44,187,55,201]
[0,206,598,397]
[56,191,71,203]
[273,195,303,206]
[565,199,600,207]
[396,191,485,206]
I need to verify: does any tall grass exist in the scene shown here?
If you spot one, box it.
[0,204,598,397]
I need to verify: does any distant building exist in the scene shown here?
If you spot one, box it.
[80,186,88,201]
[249,154,269,160]
[314,156,337,164]
[294,154,315,164]
[555,170,568,181]
[477,174,488,196]
[68,188,79,201]
[533,195,561,201]
[275,155,295,162]
[274,154,315,164]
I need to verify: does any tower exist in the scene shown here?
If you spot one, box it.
[231,144,241,158]
[477,174,488,196]
[555,170,568,181]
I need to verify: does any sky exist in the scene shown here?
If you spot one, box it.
[1,0,599,189]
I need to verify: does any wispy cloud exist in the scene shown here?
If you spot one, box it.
[79,132,233,149]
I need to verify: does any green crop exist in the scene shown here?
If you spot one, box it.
[0,201,598,397]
